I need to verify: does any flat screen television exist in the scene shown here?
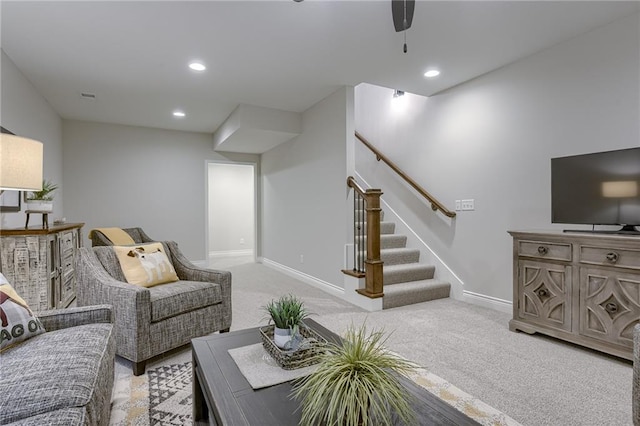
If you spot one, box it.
[551,147,640,234]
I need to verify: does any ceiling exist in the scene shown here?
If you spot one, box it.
[2,1,638,149]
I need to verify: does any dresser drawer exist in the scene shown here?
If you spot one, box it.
[518,240,572,262]
[579,245,640,271]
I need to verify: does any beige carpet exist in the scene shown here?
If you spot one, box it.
[110,260,633,426]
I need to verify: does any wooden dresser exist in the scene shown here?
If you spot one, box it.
[0,223,84,311]
[508,230,640,360]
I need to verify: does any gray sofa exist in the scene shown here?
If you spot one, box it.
[0,305,115,426]
[76,241,232,375]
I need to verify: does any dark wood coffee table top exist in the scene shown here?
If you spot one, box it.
[192,319,481,426]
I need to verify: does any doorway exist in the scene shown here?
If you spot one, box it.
[207,162,256,268]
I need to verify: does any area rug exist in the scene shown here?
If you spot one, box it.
[110,362,192,426]
[111,360,521,426]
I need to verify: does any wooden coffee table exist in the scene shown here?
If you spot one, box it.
[192,319,480,426]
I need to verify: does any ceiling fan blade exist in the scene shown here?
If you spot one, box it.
[392,0,415,32]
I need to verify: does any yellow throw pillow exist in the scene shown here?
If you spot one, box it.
[0,275,46,352]
[113,243,179,287]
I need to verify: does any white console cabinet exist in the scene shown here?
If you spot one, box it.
[508,230,640,360]
[0,223,84,311]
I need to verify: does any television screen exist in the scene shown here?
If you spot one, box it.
[551,147,640,231]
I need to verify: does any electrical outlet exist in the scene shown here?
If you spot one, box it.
[461,199,475,211]
[300,255,304,264]
[455,200,461,211]
[240,238,245,245]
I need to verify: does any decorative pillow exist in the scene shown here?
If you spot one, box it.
[113,242,179,287]
[0,274,46,352]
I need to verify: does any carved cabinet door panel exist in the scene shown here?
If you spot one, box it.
[579,267,640,349]
[58,230,78,308]
[517,260,572,332]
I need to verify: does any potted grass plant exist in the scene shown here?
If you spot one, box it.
[291,323,417,426]
[264,294,308,349]
[25,179,58,212]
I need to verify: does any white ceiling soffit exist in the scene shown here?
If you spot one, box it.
[1,1,638,147]
[213,104,302,154]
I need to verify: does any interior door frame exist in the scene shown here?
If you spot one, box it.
[204,160,258,264]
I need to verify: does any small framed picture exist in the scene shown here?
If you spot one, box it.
[0,190,21,212]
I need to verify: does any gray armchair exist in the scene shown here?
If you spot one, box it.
[75,241,232,375]
[90,227,155,247]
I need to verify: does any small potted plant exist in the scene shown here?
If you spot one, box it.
[264,294,308,349]
[292,323,417,426]
[25,179,58,212]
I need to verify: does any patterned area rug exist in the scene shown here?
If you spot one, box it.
[148,363,192,425]
[111,361,521,426]
[110,362,192,426]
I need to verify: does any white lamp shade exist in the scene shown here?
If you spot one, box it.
[602,181,639,198]
[0,134,43,191]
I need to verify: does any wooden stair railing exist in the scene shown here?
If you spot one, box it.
[355,131,457,218]
[344,176,384,299]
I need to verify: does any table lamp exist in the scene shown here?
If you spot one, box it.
[0,133,43,193]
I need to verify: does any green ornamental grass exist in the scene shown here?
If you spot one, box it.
[291,323,417,426]
[264,294,308,330]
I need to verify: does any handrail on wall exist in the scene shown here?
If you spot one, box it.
[354,131,457,218]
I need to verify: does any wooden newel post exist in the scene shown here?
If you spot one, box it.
[356,188,384,299]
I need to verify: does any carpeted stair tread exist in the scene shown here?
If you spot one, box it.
[356,221,396,235]
[381,248,420,265]
[380,221,395,234]
[383,263,435,284]
[380,234,407,249]
[382,279,451,309]
[356,234,407,249]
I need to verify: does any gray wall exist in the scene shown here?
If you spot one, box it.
[0,50,62,229]
[354,13,640,303]
[261,87,352,288]
[62,120,258,260]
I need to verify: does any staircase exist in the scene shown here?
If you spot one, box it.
[356,211,451,309]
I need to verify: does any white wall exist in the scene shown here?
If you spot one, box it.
[62,120,259,260]
[208,162,255,255]
[261,87,352,289]
[0,50,62,228]
[355,13,640,304]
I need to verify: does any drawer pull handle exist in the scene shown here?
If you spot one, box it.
[605,302,619,314]
[537,289,548,298]
[537,246,548,255]
[606,252,619,263]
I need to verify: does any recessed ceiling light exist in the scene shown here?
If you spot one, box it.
[188,62,206,72]
[424,70,440,78]
[173,111,186,118]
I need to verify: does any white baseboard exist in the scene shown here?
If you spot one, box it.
[259,257,345,299]
[462,290,512,314]
[209,249,253,258]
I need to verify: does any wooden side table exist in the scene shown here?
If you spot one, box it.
[25,210,50,229]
